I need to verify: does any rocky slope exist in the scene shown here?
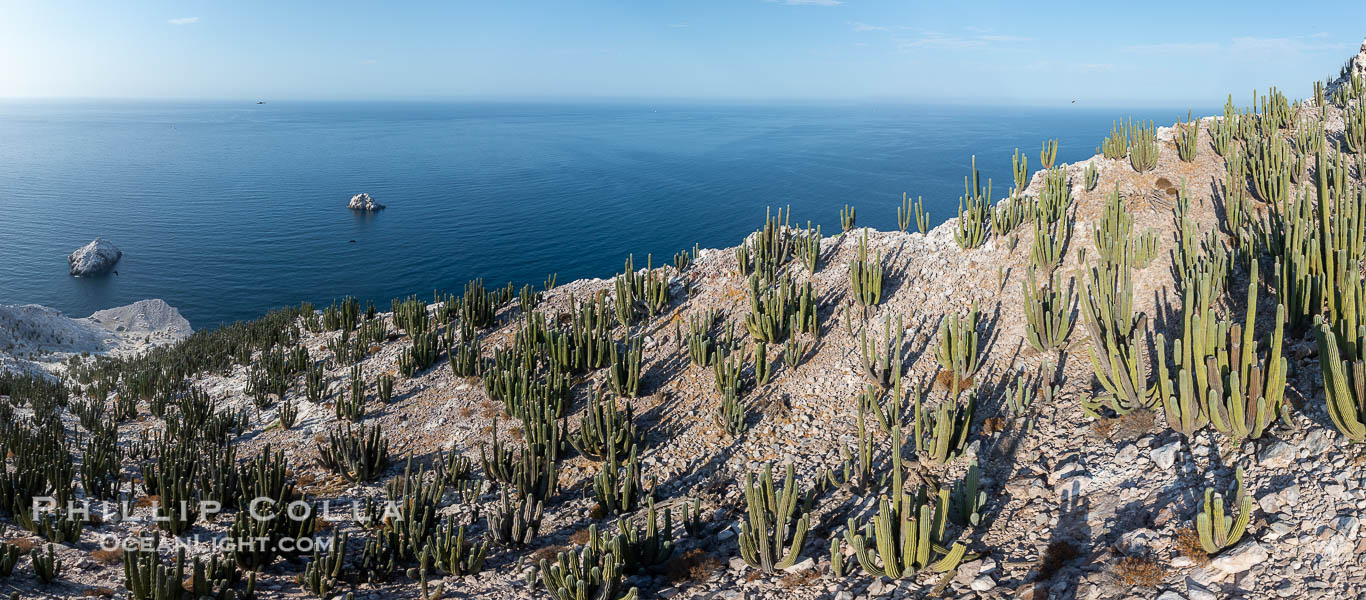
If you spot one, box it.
[0,299,191,378]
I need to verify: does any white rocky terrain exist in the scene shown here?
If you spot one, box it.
[0,299,191,377]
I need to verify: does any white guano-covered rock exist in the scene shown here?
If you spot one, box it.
[67,237,122,276]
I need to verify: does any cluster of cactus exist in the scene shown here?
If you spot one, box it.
[1247,130,1292,204]
[850,231,884,308]
[1078,236,1154,417]
[1347,103,1366,154]
[459,278,499,329]
[609,335,643,397]
[859,313,904,390]
[316,422,390,482]
[840,204,856,232]
[955,156,992,249]
[1022,267,1075,352]
[322,296,362,331]
[797,222,822,272]
[844,486,968,584]
[914,391,975,465]
[335,365,366,422]
[533,534,640,600]
[431,518,488,576]
[744,273,817,343]
[1128,120,1158,172]
[125,542,256,600]
[713,345,751,435]
[1083,161,1098,191]
[1039,139,1058,169]
[935,304,980,395]
[593,443,650,515]
[898,193,928,234]
[1029,214,1072,273]
[1156,260,1285,441]
[1035,167,1070,224]
[1102,120,1129,159]
[398,330,442,377]
[571,389,636,461]
[737,463,812,574]
[1177,110,1200,162]
[487,486,544,546]
[992,194,1030,236]
[1316,317,1366,442]
[392,295,431,335]
[1211,99,1238,157]
[1012,147,1029,191]
[1194,467,1253,554]
[613,254,672,327]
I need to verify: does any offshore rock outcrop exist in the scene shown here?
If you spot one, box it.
[67,237,121,276]
[348,192,385,211]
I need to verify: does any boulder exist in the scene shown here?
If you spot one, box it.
[67,238,122,276]
[348,193,385,212]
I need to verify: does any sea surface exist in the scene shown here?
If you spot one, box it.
[0,100,1204,328]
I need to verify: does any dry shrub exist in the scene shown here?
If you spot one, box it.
[1114,555,1163,587]
[91,547,123,564]
[934,369,974,392]
[569,528,593,546]
[779,568,820,588]
[530,544,567,564]
[1090,410,1154,441]
[1174,527,1211,566]
[982,416,1007,435]
[459,406,473,418]
[7,538,36,553]
[81,588,116,598]
[1038,540,1080,581]
[666,548,722,584]
[134,495,159,509]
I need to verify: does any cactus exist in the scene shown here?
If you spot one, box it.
[31,543,61,584]
[1035,167,1071,224]
[992,194,1030,236]
[1247,131,1291,205]
[1022,267,1075,352]
[534,542,639,600]
[570,390,636,462]
[949,459,986,527]
[840,204,856,233]
[850,231,884,308]
[955,156,992,249]
[1029,214,1071,273]
[615,497,676,569]
[593,444,649,516]
[609,335,643,398]
[1038,138,1060,169]
[1346,104,1366,154]
[299,531,346,597]
[1012,147,1029,191]
[1102,120,1129,160]
[797,222,822,273]
[487,487,543,546]
[860,313,903,391]
[1177,110,1199,162]
[316,423,390,482]
[432,519,488,576]
[913,392,974,465]
[1128,120,1158,172]
[935,304,980,394]
[824,399,881,492]
[1084,161,1098,191]
[844,487,968,581]
[1316,317,1366,442]
[737,463,811,574]
[376,373,394,403]
[1195,467,1253,554]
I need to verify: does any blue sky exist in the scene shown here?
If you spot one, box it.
[2,1,1363,106]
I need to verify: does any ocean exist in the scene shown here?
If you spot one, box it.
[0,100,1201,327]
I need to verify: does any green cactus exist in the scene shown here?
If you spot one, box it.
[737,463,811,574]
[913,392,974,465]
[1195,467,1253,555]
[1084,161,1098,191]
[1316,317,1366,442]
[593,444,649,516]
[844,487,968,581]
[797,222,822,272]
[1177,110,1200,162]
[1039,139,1058,169]
[1128,120,1158,172]
[1012,147,1029,191]
[534,542,639,600]
[1022,267,1075,352]
[299,531,346,597]
[935,304,980,394]
[432,519,488,576]
[487,486,543,546]
[1029,214,1071,274]
[1102,120,1129,160]
[955,156,992,249]
[609,335,643,398]
[840,204,856,233]
[850,231,884,308]
[316,422,390,482]
[570,389,636,462]
[949,459,986,527]
[31,543,61,584]
[860,313,904,391]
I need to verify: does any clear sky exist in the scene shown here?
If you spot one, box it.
[2,0,1363,106]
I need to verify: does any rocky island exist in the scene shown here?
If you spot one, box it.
[66,237,121,276]
[348,192,385,212]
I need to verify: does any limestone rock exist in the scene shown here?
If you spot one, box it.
[1210,541,1268,575]
[67,237,122,276]
[348,192,386,211]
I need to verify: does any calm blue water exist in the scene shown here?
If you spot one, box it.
[0,100,1204,327]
